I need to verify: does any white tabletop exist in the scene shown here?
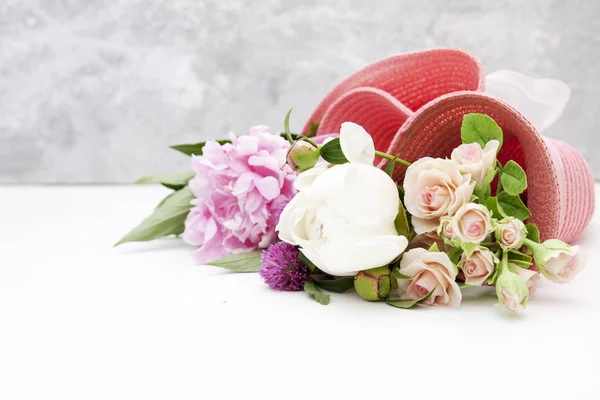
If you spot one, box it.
[1,184,599,400]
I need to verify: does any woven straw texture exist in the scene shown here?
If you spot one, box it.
[305,48,594,242]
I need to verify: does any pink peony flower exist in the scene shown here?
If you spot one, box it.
[183,126,296,264]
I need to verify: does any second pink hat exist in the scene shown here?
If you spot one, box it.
[304,48,594,243]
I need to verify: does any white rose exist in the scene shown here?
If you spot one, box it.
[453,203,493,244]
[459,248,495,286]
[404,158,475,234]
[276,163,408,276]
[393,248,462,307]
[451,140,499,186]
[495,217,527,249]
[544,245,585,284]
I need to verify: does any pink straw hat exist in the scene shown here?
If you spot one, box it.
[304,48,594,242]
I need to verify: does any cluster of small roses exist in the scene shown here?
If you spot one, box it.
[266,112,584,311]
[400,136,584,310]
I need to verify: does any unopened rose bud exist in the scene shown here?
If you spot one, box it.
[354,267,391,301]
[286,140,320,172]
[495,269,529,312]
[495,217,527,250]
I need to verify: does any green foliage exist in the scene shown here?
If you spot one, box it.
[461,113,503,150]
[170,140,231,156]
[304,280,331,305]
[135,170,195,191]
[386,287,435,309]
[525,223,541,243]
[313,277,354,293]
[500,161,528,196]
[207,251,263,273]
[319,138,349,164]
[497,192,532,221]
[115,186,194,246]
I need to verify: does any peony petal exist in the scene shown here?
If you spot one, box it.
[317,234,409,276]
[255,176,280,200]
[339,122,376,165]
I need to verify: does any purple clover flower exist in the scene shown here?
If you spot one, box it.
[259,242,309,291]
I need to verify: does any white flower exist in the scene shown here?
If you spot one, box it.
[451,140,499,186]
[339,122,375,165]
[404,157,475,234]
[276,163,408,276]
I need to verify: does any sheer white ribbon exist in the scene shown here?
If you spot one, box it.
[485,70,571,133]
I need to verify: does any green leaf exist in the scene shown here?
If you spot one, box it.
[299,251,319,273]
[394,202,411,238]
[307,122,319,138]
[525,223,541,243]
[207,251,263,273]
[313,277,354,293]
[484,197,506,219]
[507,250,533,268]
[461,113,503,150]
[390,268,413,281]
[447,247,463,265]
[304,280,331,305]
[500,161,528,196]
[484,167,498,186]
[497,192,532,221]
[386,287,436,309]
[461,242,479,258]
[135,170,195,191]
[115,186,194,246]
[386,156,398,177]
[170,139,230,156]
[319,138,349,164]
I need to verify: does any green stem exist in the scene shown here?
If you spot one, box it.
[495,162,503,195]
[375,151,412,167]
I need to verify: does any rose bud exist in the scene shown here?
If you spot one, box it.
[354,267,391,301]
[512,264,541,297]
[286,140,320,172]
[495,217,527,250]
[453,203,493,244]
[524,239,585,284]
[495,268,529,312]
[437,216,457,245]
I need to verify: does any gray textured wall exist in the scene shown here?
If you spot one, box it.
[1,0,599,183]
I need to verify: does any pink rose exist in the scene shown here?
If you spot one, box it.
[459,248,495,286]
[404,158,475,234]
[451,140,499,186]
[453,203,493,243]
[544,245,585,284]
[394,248,462,307]
[495,217,527,249]
[183,126,296,264]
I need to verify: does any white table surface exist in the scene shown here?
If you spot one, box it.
[1,184,599,400]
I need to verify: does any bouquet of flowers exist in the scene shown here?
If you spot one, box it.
[116,48,592,312]
[117,110,585,311]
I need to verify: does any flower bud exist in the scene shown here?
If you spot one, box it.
[495,269,529,311]
[354,267,391,301]
[286,140,320,172]
[495,217,527,250]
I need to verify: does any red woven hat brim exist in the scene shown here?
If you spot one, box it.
[303,48,485,153]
